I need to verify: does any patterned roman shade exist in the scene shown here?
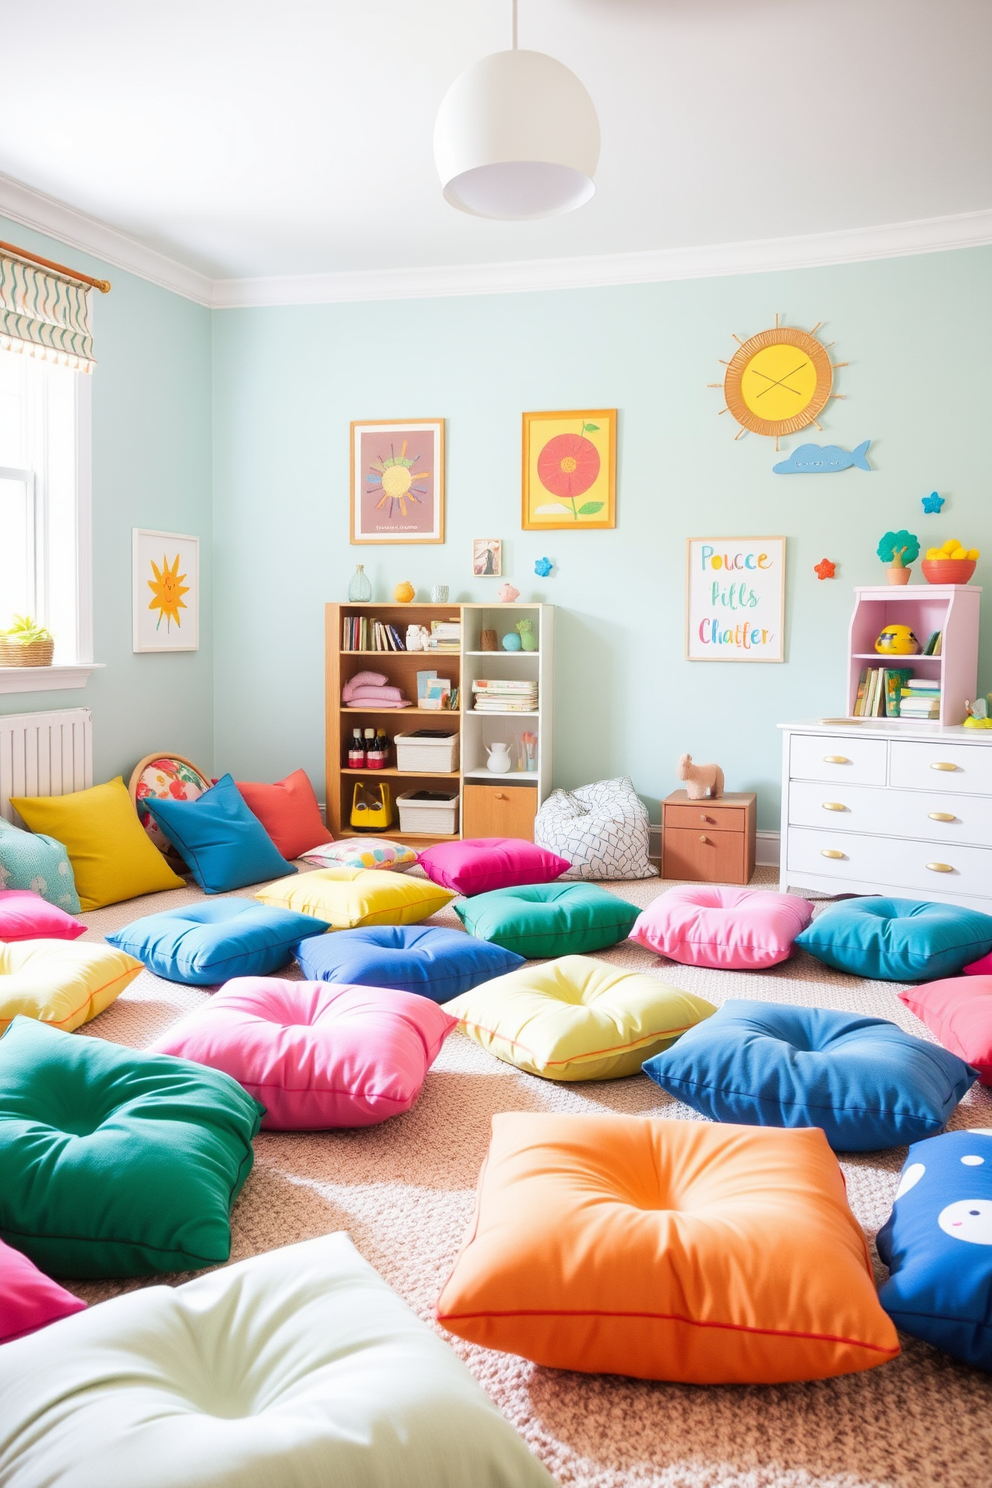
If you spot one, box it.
[0,252,95,372]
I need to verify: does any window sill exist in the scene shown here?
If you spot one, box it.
[0,663,105,695]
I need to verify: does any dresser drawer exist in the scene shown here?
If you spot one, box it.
[789,734,887,786]
[788,779,992,848]
[889,740,992,795]
[662,827,746,885]
[787,826,992,900]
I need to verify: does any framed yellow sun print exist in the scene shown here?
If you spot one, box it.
[132,529,199,652]
[522,409,617,530]
[711,316,846,447]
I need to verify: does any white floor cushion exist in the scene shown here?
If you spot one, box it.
[534,775,657,880]
[0,1233,554,1488]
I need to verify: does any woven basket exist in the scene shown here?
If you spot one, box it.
[0,636,54,667]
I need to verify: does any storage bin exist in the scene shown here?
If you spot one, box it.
[396,790,459,835]
[394,729,459,774]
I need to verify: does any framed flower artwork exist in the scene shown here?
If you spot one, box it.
[350,419,445,544]
[522,409,616,530]
[132,529,199,653]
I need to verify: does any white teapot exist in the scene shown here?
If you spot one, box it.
[485,742,512,774]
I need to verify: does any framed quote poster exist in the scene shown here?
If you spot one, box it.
[685,537,786,662]
[350,419,444,543]
[132,529,199,653]
[522,409,616,529]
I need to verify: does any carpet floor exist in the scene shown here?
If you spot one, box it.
[66,866,992,1488]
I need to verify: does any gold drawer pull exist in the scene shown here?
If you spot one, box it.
[928,812,957,823]
[926,862,955,873]
[822,755,850,764]
[930,761,959,772]
[821,801,847,812]
[820,849,846,859]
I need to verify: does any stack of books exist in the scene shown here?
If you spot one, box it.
[899,678,941,720]
[472,679,538,712]
[342,616,405,651]
[853,666,912,718]
[428,620,460,652]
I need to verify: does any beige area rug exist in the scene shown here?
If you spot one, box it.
[67,867,992,1488]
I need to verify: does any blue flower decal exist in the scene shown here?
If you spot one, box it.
[534,556,553,578]
[922,492,945,514]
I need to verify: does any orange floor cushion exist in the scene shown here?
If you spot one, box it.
[436,1113,900,1385]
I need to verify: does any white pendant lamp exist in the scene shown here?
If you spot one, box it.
[433,1,600,220]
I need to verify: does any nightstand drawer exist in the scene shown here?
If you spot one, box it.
[662,827,746,885]
[665,803,747,832]
[890,740,992,795]
[790,734,887,786]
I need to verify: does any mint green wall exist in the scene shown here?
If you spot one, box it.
[212,247,992,829]
[0,217,214,787]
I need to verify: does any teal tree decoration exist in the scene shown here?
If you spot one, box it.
[876,530,920,571]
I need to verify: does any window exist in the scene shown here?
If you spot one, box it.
[0,346,91,668]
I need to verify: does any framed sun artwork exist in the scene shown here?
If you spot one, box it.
[132,529,199,653]
[350,419,444,544]
[522,409,616,530]
[710,315,846,449]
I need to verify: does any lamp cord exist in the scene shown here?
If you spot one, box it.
[512,0,517,49]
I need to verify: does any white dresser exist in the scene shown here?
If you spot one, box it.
[779,720,992,912]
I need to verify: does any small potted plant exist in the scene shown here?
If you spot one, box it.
[0,615,55,667]
[876,530,920,586]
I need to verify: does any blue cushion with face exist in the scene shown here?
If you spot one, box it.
[794,897,992,982]
[145,774,296,894]
[294,924,525,1003]
[642,998,976,1151]
[107,898,331,986]
[878,1130,992,1369]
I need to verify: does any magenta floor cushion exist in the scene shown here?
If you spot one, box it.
[629,886,813,970]
[0,1238,86,1343]
[0,890,85,943]
[151,978,456,1130]
[417,838,570,897]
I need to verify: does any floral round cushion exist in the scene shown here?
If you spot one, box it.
[129,753,212,862]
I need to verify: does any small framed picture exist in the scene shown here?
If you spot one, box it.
[685,536,786,663]
[522,409,617,530]
[350,419,444,544]
[132,529,199,653]
[472,538,502,576]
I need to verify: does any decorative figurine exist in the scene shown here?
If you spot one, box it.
[485,742,513,773]
[405,623,430,652]
[502,632,522,651]
[876,530,920,586]
[480,629,498,652]
[534,556,553,577]
[394,580,415,603]
[874,624,921,655]
[677,753,725,800]
[515,618,537,651]
[497,582,520,603]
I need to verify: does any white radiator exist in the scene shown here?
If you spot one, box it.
[0,708,92,823]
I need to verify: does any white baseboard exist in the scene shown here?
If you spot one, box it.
[649,827,780,871]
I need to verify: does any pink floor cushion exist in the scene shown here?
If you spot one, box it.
[899,976,992,1086]
[964,951,992,976]
[629,885,813,970]
[417,838,570,897]
[0,890,85,943]
[0,1238,86,1343]
[152,977,457,1130]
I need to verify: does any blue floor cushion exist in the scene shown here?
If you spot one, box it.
[795,897,992,983]
[295,924,525,1003]
[878,1130,992,1370]
[0,1016,262,1277]
[455,882,640,959]
[642,998,976,1151]
[145,773,297,893]
[107,898,331,986]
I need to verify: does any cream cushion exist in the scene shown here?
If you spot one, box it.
[0,1233,553,1488]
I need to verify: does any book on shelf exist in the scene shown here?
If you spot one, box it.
[884,669,914,717]
[904,678,941,692]
[428,620,461,652]
[341,615,406,652]
[922,630,943,657]
[422,677,452,710]
[472,679,536,693]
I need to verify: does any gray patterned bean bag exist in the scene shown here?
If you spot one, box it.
[534,777,657,881]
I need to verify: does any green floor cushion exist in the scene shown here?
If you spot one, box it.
[0,1017,262,1278]
[0,1233,555,1488]
[455,882,640,958]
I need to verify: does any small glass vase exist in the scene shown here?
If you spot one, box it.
[348,564,372,602]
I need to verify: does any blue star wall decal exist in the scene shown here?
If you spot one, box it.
[922,492,945,513]
[534,556,554,577]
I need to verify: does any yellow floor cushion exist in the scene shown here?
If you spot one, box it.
[256,867,455,929]
[444,955,716,1081]
[10,778,185,912]
[0,940,143,1033]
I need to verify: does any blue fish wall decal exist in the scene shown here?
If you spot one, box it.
[773,439,872,474]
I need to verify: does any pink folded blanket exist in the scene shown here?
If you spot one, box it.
[344,686,411,708]
[342,671,388,703]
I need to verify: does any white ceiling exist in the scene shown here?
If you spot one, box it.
[1,0,990,283]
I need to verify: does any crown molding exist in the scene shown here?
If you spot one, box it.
[212,208,992,308]
[1,168,990,310]
[0,173,213,306]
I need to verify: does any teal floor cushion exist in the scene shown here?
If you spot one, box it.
[795,897,992,982]
[0,1016,262,1278]
[0,817,80,913]
[455,882,640,958]
[107,898,332,986]
[0,1233,555,1488]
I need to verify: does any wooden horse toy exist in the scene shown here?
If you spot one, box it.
[677,753,725,800]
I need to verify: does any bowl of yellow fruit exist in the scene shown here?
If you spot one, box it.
[921,539,979,585]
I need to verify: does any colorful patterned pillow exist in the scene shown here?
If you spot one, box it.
[0,818,80,914]
[129,753,212,862]
[300,838,418,872]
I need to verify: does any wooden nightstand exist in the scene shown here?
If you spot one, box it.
[661,791,757,885]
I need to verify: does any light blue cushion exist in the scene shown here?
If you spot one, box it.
[642,998,976,1151]
[0,817,80,913]
[878,1130,992,1369]
[795,897,992,982]
[107,899,331,986]
[146,774,296,894]
[295,925,525,1003]
[454,883,639,959]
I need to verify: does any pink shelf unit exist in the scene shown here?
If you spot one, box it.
[846,584,981,725]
